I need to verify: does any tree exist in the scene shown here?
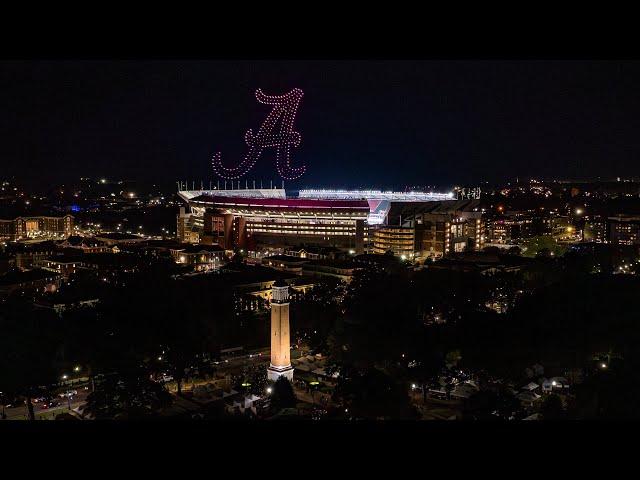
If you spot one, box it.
[327,267,422,371]
[569,354,640,419]
[333,367,417,420]
[412,353,444,403]
[84,367,173,419]
[0,299,59,420]
[463,386,521,420]
[521,235,566,258]
[269,376,297,413]
[507,246,521,256]
[540,394,564,420]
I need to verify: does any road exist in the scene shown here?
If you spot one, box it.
[4,387,91,421]
[164,346,308,393]
[3,347,310,420]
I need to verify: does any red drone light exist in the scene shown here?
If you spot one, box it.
[212,88,306,181]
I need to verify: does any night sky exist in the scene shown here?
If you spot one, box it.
[1,60,640,190]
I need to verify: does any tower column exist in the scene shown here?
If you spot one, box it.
[267,280,294,382]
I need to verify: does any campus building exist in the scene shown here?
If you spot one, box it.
[609,215,640,246]
[0,215,74,241]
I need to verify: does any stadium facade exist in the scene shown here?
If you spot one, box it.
[177,186,484,260]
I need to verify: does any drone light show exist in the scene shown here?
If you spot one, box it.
[212,88,306,181]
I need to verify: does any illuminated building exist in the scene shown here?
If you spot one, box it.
[583,216,607,243]
[486,214,534,244]
[0,215,73,241]
[0,269,62,298]
[59,235,112,253]
[267,279,294,382]
[177,187,456,256]
[6,241,56,270]
[609,215,640,246]
[372,227,415,257]
[298,189,455,225]
[262,255,308,275]
[177,207,201,244]
[261,254,357,282]
[38,256,82,280]
[169,244,225,271]
[389,199,486,260]
[180,190,369,254]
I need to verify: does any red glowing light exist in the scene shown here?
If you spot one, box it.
[212,88,306,180]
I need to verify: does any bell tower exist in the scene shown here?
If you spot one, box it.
[267,279,294,382]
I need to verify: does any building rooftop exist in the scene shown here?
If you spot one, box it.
[179,244,225,254]
[62,235,107,248]
[80,252,139,267]
[43,254,83,264]
[218,264,298,286]
[306,258,357,269]
[189,194,370,211]
[0,268,61,285]
[4,240,57,254]
[95,232,145,241]
[608,215,640,222]
[263,255,309,264]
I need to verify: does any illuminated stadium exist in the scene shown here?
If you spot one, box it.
[177,186,455,226]
[176,185,461,255]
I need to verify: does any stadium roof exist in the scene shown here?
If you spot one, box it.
[189,195,369,210]
[298,189,455,202]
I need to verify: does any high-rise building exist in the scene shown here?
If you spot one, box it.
[267,279,294,382]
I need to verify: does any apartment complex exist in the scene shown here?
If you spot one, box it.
[0,215,74,241]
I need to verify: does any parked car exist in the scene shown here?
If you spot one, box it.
[42,400,60,409]
[58,390,78,398]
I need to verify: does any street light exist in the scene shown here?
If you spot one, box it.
[74,366,80,373]
[61,374,68,380]
[601,363,607,369]
[266,387,272,394]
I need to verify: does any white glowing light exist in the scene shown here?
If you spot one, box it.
[298,189,455,201]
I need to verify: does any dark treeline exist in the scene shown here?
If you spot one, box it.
[3,244,640,419]
[0,258,268,414]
